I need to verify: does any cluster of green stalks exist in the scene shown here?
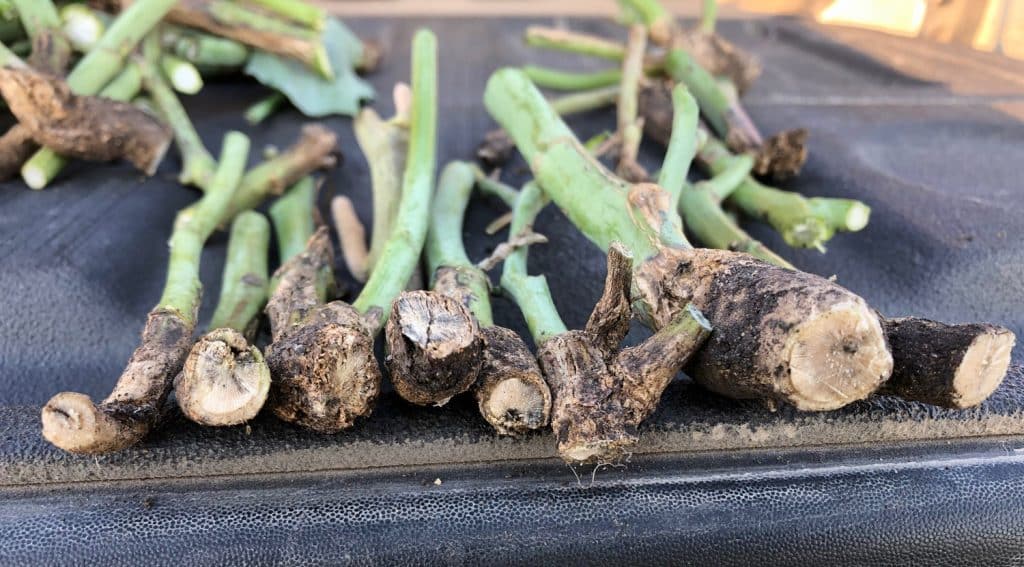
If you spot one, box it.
[0,0,373,189]
[23,1,1017,467]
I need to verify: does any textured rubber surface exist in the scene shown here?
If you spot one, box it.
[1,16,1024,563]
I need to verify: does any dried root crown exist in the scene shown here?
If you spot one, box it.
[386,290,484,406]
[175,328,271,426]
[265,302,381,433]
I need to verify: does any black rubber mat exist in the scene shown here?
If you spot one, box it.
[2,16,1024,562]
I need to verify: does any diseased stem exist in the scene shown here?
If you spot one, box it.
[353,106,408,273]
[663,47,744,145]
[137,45,216,189]
[269,176,317,263]
[41,131,250,454]
[176,211,272,427]
[245,91,286,124]
[524,65,624,91]
[525,25,627,61]
[351,29,437,327]
[485,68,895,414]
[616,24,648,182]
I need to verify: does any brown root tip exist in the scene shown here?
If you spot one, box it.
[477,128,515,168]
[784,301,893,411]
[883,318,1016,409]
[357,39,383,74]
[476,326,552,435]
[539,332,637,464]
[175,328,271,427]
[0,66,173,174]
[266,302,381,433]
[41,393,148,454]
[754,129,808,181]
[386,290,484,406]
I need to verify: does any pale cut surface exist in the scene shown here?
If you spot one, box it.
[177,329,271,426]
[483,378,547,430]
[952,330,1016,408]
[786,301,893,411]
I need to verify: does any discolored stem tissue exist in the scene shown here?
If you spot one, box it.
[175,211,272,426]
[41,131,250,454]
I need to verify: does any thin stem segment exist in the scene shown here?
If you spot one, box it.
[208,211,271,332]
[268,176,317,263]
[656,84,699,207]
[245,91,286,124]
[524,65,623,91]
[11,0,72,73]
[352,29,438,327]
[499,182,567,343]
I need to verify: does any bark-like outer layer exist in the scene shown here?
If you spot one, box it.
[882,318,1016,409]
[633,245,892,410]
[476,326,552,435]
[0,126,37,181]
[41,307,193,454]
[0,67,170,174]
[264,229,380,433]
[386,290,485,406]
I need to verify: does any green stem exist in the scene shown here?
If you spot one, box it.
[701,0,718,34]
[66,0,177,95]
[549,85,621,116]
[268,176,316,262]
[244,0,326,31]
[244,91,285,124]
[353,107,407,272]
[698,134,870,248]
[657,84,700,207]
[11,0,71,72]
[137,44,217,189]
[158,131,250,326]
[483,68,685,260]
[425,161,494,327]
[60,3,106,52]
[472,166,520,208]
[524,25,627,61]
[524,65,623,91]
[161,53,204,95]
[0,37,25,66]
[616,24,647,175]
[163,25,250,67]
[352,29,438,326]
[678,157,793,268]
[208,211,271,331]
[500,182,567,343]
[618,0,676,45]
[20,62,144,190]
[663,47,732,137]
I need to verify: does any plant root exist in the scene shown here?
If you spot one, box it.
[0,66,171,174]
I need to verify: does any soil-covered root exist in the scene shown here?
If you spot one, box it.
[0,125,37,181]
[386,290,485,406]
[753,128,807,181]
[881,318,1016,409]
[264,228,380,432]
[0,66,171,174]
[175,328,271,426]
[41,307,193,454]
[476,326,552,435]
[476,128,514,167]
[633,246,894,411]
